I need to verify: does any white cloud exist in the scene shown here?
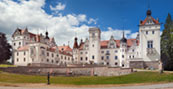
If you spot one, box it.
[129,32,138,38]
[0,0,137,48]
[88,18,97,24]
[101,27,136,40]
[50,2,65,11]
[0,0,94,47]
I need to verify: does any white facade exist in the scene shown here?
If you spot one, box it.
[72,10,161,69]
[12,28,73,66]
[11,9,160,69]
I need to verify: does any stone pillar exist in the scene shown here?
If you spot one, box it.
[159,61,163,74]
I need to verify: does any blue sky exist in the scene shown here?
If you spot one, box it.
[0,0,173,46]
[43,0,173,32]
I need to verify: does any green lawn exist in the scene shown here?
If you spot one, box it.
[0,64,16,68]
[0,71,173,85]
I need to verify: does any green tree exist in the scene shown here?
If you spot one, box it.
[161,13,173,70]
[0,32,12,63]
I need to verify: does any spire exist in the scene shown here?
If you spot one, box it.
[120,30,127,43]
[45,30,49,39]
[73,37,78,49]
[123,30,125,38]
[146,0,151,16]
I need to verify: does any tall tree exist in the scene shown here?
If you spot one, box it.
[0,32,12,63]
[161,13,173,70]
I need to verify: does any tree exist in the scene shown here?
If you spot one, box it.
[0,32,12,63]
[161,13,173,70]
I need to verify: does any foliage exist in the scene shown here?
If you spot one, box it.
[161,13,173,70]
[0,71,173,85]
[0,32,12,63]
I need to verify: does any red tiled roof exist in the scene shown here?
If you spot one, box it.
[47,47,56,52]
[79,43,85,50]
[59,50,72,56]
[99,39,139,49]
[58,45,72,52]
[100,40,109,48]
[18,45,29,51]
[141,16,160,25]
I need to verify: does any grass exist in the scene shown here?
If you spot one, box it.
[0,71,173,85]
[0,64,16,68]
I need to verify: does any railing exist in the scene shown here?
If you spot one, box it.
[147,48,156,55]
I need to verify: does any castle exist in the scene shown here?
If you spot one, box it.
[12,9,161,69]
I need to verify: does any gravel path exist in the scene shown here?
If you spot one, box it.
[0,83,173,89]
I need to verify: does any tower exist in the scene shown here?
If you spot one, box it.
[120,31,127,67]
[72,37,79,64]
[139,9,160,62]
[88,27,101,64]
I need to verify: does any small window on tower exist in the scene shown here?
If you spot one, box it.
[152,31,155,34]
[92,55,94,59]
[122,55,124,58]
[92,44,94,47]
[147,40,153,48]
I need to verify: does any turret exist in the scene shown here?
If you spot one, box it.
[73,37,78,49]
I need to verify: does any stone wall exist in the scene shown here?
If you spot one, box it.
[0,66,133,76]
[129,61,159,69]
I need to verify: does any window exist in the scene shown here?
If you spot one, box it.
[17,52,19,56]
[61,56,63,59]
[122,55,124,58]
[106,50,109,53]
[106,56,109,60]
[80,52,83,54]
[115,56,118,60]
[65,56,66,60]
[42,50,45,55]
[47,52,49,56]
[147,40,153,48]
[85,57,88,61]
[92,33,95,37]
[152,31,155,34]
[129,55,131,59]
[101,51,104,53]
[68,57,70,60]
[47,59,49,62]
[133,55,135,58]
[52,53,54,57]
[122,64,124,67]
[101,56,104,60]
[24,52,26,55]
[52,60,54,63]
[24,58,26,62]
[80,57,83,61]
[14,43,16,46]
[115,50,118,53]
[92,44,94,47]
[19,42,21,45]
[115,62,118,65]
[85,52,88,54]
[107,62,109,65]
[132,49,135,52]
[146,31,148,35]
[92,55,94,59]
[17,58,19,62]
